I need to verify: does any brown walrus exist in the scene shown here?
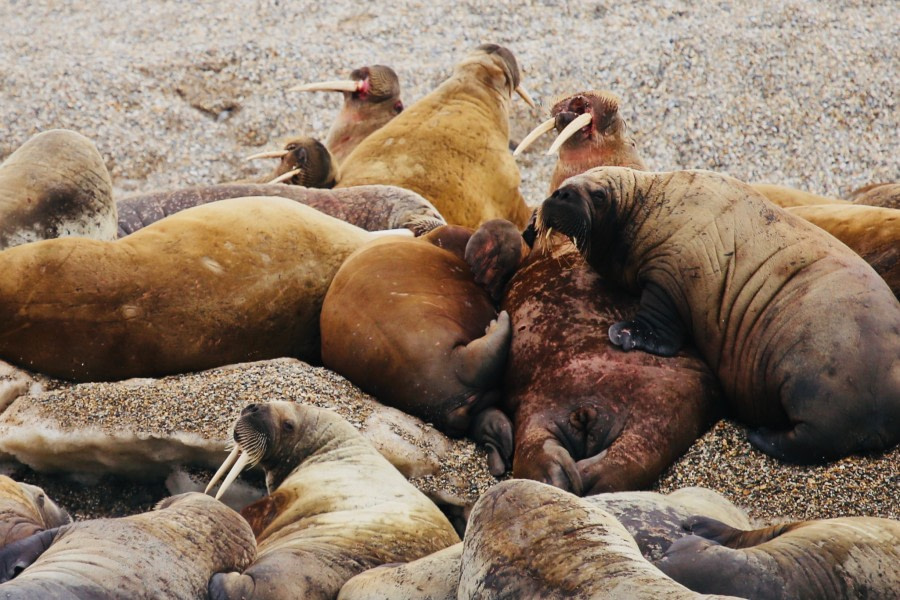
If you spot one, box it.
[458,479,742,599]
[243,136,338,186]
[0,129,116,250]
[656,515,900,599]
[116,183,445,237]
[320,226,515,474]
[206,401,460,600]
[849,182,900,210]
[0,476,70,548]
[335,44,535,229]
[0,492,255,599]
[537,167,900,464]
[0,197,381,381]
[291,65,404,164]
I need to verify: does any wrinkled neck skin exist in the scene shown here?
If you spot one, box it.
[551,127,646,193]
[326,96,398,164]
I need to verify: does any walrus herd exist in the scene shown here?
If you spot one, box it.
[0,42,897,599]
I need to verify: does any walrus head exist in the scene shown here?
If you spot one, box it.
[245,137,337,187]
[458,43,536,108]
[291,64,404,115]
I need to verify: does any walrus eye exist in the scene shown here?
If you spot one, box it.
[282,420,295,432]
[590,188,609,205]
[285,143,297,152]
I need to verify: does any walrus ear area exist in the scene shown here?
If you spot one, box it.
[609,282,686,357]
[240,491,290,538]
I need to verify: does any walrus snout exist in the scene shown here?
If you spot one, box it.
[538,185,593,251]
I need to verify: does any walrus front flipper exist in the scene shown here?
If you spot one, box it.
[684,515,803,549]
[609,282,686,356]
[747,423,842,464]
[468,407,513,476]
[453,311,512,389]
[0,527,59,582]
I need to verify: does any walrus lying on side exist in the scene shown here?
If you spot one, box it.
[656,515,900,599]
[243,136,338,186]
[537,167,900,464]
[748,183,847,208]
[0,493,255,599]
[206,401,460,600]
[0,476,70,549]
[0,129,116,250]
[848,182,899,210]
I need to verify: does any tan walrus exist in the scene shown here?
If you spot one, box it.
[243,136,338,186]
[291,65,404,164]
[0,476,70,548]
[206,401,460,600]
[656,515,900,599]
[0,197,389,381]
[748,183,847,208]
[537,167,900,464]
[336,44,535,229]
[0,129,116,250]
[848,182,900,209]
[0,493,255,599]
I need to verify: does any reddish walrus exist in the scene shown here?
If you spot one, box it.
[537,167,900,464]
[335,44,535,229]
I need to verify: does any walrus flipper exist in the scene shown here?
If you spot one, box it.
[208,571,255,600]
[453,311,512,388]
[685,515,802,549]
[468,406,514,476]
[0,527,60,582]
[609,282,686,356]
[747,422,848,464]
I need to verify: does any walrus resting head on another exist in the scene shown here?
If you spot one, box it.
[244,136,338,186]
[656,515,900,599]
[537,167,900,464]
[0,492,255,598]
[292,65,403,164]
[206,401,460,600]
[0,476,70,549]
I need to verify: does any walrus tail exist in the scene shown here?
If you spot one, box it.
[684,515,804,549]
[209,571,255,600]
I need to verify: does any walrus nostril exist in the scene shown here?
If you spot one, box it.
[241,404,259,416]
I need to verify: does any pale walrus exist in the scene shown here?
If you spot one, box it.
[0,197,384,381]
[206,401,460,600]
[656,515,900,599]
[320,226,515,474]
[537,167,900,463]
[291,65,404,164]
[458,479,742,599]
[0,129,116,250]
[848,182,900,210]
[337,542,463,600]
[116,183,445,237]
[243,136,338,186]
[0,492,255,599]
[336,44,535,229]
[0,476,70,548]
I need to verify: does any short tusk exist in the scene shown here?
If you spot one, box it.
[289,80,362,93]
[205,445,241,495]
[214,451,252,501]
[513,117,556,156]
[267,168,303,185]
[245,150,288,161]
[368,228,414,238]
[546,112,593,155]
[515,85,537,109]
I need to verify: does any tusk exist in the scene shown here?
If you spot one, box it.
[205,445,241,495]
[214,451,252,501]
[289,80,362,93]
[547,112,593,155]
[368,228,414,238]
[515,85,537,109]
[245,150,288,161]
[267,168,303,185]
[513,117,555,156]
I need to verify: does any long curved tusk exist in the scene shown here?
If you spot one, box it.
[515,85,537,109]
[245,150,288,161]
[289,80,362,93]
[267,168,303,185]
[513,117,556,156]
[205,445,241,495]
[546,112,593,155]
[214,451,252,501]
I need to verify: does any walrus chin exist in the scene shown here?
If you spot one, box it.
[535,185,593,255]
[204,406,270,500]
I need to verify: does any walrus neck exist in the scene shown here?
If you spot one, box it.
[446,68,511,122]
[326,105,394,164]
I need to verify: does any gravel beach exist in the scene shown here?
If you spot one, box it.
[1,1,897,525]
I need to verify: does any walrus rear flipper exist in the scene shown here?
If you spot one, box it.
[608,282,686,357]
[453,311,512,389]
[747,423,844,464]
[469,406,513,476]
[684,515,803,549]
[0,527,60,582]
[209,572,255,600]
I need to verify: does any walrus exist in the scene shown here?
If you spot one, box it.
[749,183,847,208]
[337,542,463,600]
[537,167,900,464]
[458,479,742,599]
[206,401,460,600]
[849,181,900,210]
[0,197,386,381]
[786,203,899,296]
[291,65,404,164]
[0,492,255,598]
[335,44,535,229]
[0,129,116,250]
[320,225,515,474]
[243,136,338,186]
[656,515,900,599]
[0,476,70,548]
[116,183,445,237]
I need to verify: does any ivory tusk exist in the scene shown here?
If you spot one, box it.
[368,228,414,238]
[289,80,362,93]
[546,112,593,155]
[515,85,537,109]
[513,117,556,156]
[267,168,303,185]
[245,150,288,161]
[214,451,252,501]
[205,445,241,495]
